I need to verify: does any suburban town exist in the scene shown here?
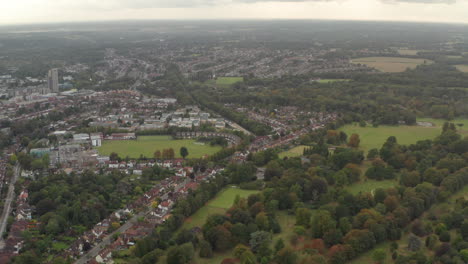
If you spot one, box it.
[0,65,337,263]
[1,18,468,264]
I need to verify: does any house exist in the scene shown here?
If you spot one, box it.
[73,133,90,143]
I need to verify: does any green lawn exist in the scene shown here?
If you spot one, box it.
[97,135,222,159]
[346,179,398,195]
[278,145,309,159]
[216,77,244,86]
[182,187,260,230]
[418,117,468,136]
[340,123,441,152]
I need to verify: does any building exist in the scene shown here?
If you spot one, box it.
[47,68,59,93]
[90,133,104,147]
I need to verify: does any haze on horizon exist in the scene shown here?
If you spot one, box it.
[1,0,468,26]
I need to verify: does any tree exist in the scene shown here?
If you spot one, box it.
[295,208,312,227]
[109,152,120,161]
[240,250,257,264]
[407,235,421,252]
[372,249,387,264]
[249,231,271,253]
[167,243,194,264]
[180,147,189,159]
[274,238,285,253]
[154,150,161,159]
[275,247,298,264]
[310,210,336,238]
[348,134,360,148]
[199,240,213,258]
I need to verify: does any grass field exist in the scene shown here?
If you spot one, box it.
[346,179,398,195]
[418,118,468,136]
[455,64,468,73]
[97,135,222,159]
[182,187,260,230]
[340,123,441,152]
[216,77,244,86]
[278,145,308,158]
[350,57,432,72]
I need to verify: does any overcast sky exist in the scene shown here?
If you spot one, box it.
[1,0,468,25]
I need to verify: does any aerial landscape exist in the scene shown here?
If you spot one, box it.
[0,1,468,264]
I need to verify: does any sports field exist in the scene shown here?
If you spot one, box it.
[183,187,260,230]
[455,64,468,73]
[278,145,308,158]
[350,57,432,72]
[397,49,420,55]
[97,135,222,159]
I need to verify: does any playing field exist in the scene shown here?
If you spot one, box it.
[97,135,222,159]
[278,145,308,158]
[455,64,468,73]
[340,123,441,152]
[216,77,244,86]
[183,187,260,230]
[350,57,432,72]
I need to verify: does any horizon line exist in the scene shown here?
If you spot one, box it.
[1,18,467,28]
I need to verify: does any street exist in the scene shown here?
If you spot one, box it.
[0,163,21,250]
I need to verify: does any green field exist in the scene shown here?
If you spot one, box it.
[183,187,260,230]
[340,123,441,152]
[278,145,308,158]
[350,57,432,72]
[216,77,244,86]
[97,135,222,159]
[346,179,398,195]
[455,64,468,73]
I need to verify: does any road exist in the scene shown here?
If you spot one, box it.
[0,163,21,250]
[226,120,253,136]
[74,211,144,264]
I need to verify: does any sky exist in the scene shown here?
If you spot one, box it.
[1,0,468,25]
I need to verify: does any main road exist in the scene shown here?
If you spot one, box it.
[0,163,21,249]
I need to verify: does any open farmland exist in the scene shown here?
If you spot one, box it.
[455,64,468,73]
[97,135,222,159]
[397,49,421,55]
[350,57,432,72]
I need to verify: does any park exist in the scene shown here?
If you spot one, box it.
[97,135,222,159]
